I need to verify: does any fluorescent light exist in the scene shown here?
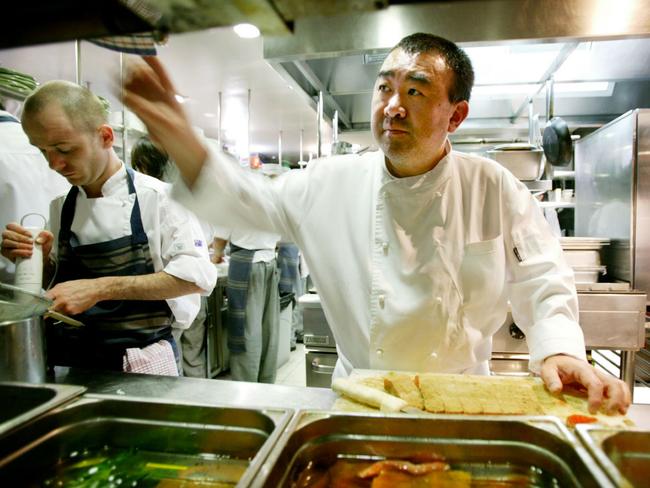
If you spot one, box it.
[204,112,216,118]
[472,81,612,99]
[233,23,260,39]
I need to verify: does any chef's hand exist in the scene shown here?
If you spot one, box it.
[1,223,54,262]
[122,56,207,188]
[46,279,101,316]
[541,354,631,414]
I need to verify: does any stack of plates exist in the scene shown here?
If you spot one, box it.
[559,237,610,283]
[0,67,37,99]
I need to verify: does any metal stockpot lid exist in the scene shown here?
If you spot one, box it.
[0,283,51,323]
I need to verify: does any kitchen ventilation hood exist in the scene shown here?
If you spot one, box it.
[263,0,650,136]
[1,0,389,50]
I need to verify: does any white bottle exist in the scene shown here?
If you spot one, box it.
[14,214,46,295]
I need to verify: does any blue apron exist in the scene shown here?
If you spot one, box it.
[47,168,176,371]
[226,243,257,353]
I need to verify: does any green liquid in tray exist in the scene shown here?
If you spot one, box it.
[41,446,249,487]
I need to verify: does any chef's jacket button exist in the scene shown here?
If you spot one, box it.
[430,352,438,359]
[376,348,384,356]
[434,191,442,198]
[382,242,389,254]
[435,296,443,304]
[378,295,385,308]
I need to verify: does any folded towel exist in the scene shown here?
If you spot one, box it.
[123,340,178,376]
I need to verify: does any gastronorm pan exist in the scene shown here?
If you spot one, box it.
[252,411,614,487]
[576,424,650,487]
[0,382,85,438]
[0,394,292,487]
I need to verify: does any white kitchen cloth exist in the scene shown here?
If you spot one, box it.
[122,340,179,376]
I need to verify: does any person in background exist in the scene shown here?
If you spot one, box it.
[212,225,281,383]
[1,81,217,375]
[0,97,69,284]
[276,241,304,350]
[122,33,631,413]
[130,135,170,181]
[130,135,214,377]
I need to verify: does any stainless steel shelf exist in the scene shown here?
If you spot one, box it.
[523,179,552,192]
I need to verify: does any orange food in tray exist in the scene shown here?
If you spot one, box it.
[292,458,471,488]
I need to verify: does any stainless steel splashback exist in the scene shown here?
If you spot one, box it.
[575,109,650,301]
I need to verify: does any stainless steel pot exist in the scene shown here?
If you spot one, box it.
[0,317,46,383]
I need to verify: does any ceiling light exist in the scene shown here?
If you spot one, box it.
[472,81,612,99]
[204,112,216,118]
[233,23,260,39]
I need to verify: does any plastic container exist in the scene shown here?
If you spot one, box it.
[14,227,43,295]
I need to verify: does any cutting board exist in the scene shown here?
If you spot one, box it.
[332,370,633,428]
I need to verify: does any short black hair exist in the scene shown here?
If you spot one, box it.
[392,33,474,103]
[131,136,169,181]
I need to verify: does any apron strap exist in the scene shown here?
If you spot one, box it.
[0,115,20,123]
[125,167,147,244]
[58,166,147,244]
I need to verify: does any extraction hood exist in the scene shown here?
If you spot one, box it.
[263,0,650,139]
[0,0,388,50]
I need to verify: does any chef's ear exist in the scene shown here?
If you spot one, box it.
[97,124,115,148]
[447,100,469,133]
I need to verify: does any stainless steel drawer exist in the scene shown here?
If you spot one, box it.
[305,351,337,388]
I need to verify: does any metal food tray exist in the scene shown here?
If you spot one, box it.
[0,382,85,438]
[252,411,614,487]
[576,424,650,487]
[0,394,293,487]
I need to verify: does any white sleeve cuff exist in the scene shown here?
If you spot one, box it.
[526,316,587,373]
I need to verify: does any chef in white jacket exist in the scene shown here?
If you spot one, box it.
[123,33,630,413]
[0,99,69,283]
[1,81,217,374]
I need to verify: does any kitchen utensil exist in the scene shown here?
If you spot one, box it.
[0,316,46,383]
[332,377,425,413]
[0,283,83,327]
[486,143,545,181]
[14,214,47,294]
[542,80,573,166]
[43,311,84,328]
[0,283,51,322]
[543,117,573,166]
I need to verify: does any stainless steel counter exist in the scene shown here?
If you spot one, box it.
[53,367,338,411]
[53,367,650,429]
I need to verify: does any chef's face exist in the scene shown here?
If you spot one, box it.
[23,102,113,188]
[371,48,468,177]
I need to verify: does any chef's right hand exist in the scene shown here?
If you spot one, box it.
[1,223,53,263]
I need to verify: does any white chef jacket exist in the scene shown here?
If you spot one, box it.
[212,224,279,263]
[49,162,217,328]
[173,142,585,377]
[0,110,70,283]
